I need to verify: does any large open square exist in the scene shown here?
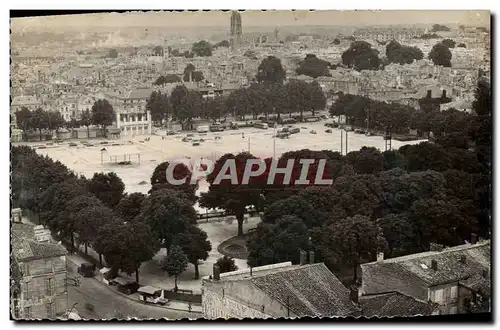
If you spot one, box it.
[30,121,427,201]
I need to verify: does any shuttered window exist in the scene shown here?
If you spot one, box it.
[45,278,54,296]
[450,286,458,299]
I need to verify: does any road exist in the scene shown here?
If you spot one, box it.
[67,266,200,320]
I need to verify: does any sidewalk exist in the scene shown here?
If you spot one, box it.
[66,254,202,314]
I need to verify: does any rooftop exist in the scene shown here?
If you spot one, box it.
[210,262,360,318]
[360,292,438,318]
[362,240,490,287]
[11,222,67,262]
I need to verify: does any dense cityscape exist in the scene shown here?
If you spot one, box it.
[10,11,491,320]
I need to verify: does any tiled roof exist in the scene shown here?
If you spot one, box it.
[460,274,490,296]
[362,241,490,287]
[11,223,67,262]
[360,292,437,318]
[250,263,360,317]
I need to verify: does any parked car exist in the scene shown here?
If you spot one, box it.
[354,129,365,134]
[209,123,224,132]
[166,130,176,136]
[325,129,332,133]
[310,130,317,134]
[117,281,140,295]
[192,142,201,146]
[289,127,300,134]
[78,263,96,278]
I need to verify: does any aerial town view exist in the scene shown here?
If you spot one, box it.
[9,10,491,321]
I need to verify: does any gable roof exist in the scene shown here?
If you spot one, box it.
[360,292,438,318]
[362,241,490,287]
[249,263,360,317]
[11,222,67,262]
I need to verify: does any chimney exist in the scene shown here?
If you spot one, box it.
[377,252,384,262]
[299,250,307,266]
[460,255,466,264]
[213,265,220,280]
[431,259,438,271]
[471,233,477,244]
[349,286,359,304]
[309,251,315,264]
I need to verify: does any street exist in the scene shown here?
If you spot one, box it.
[67,266,200,320]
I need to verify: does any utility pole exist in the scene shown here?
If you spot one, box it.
[340,129,343,156]
[345,129,348,154]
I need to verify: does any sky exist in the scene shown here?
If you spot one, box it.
[11,10,490,31]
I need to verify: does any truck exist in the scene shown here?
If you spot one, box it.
[196,125,209,133]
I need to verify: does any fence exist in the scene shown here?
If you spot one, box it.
[163,289,202,304]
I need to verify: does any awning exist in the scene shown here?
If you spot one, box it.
[99,267,111,274]
[138,286,160,295]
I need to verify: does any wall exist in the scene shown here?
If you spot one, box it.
[429,283,459,315]
[361,265,429,301]
[18,255,68,319]
[202,279,296,319]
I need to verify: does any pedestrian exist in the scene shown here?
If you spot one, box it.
[188,301,192,312]
[242,133,245,139]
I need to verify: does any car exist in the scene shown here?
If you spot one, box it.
[166,130,176,136]
[289,127,300,134]
[310,130,317,134]
[365,132,374,136]
[182,137,191,142]
[77,263,96,278]
[117,282,140,295]
[325,129,332,133]
[69,143,78,147]
[192,142,201,146]
[354,129,365,134]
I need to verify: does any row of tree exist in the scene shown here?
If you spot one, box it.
[15,99,116,140]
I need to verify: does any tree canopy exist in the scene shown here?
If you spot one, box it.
[295,54,331,78]
[428,42,452,67]
[256,56,286,85]
[342,41,381,71]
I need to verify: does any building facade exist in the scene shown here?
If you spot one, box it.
[11,213,69,320]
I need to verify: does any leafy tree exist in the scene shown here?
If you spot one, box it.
[91,99,115,137]
[429,42,452,67]
[46,111,65,133]
[15,107,32,139]
[150,161,198,203]
[342,41,381,71]
[309,81,326,116]
[63,194,103,250]
[267,83,289,120]
[247,215,311,267]
[431,24,451,32]
[295,54,331,78]
[263,196,325,228]
[215,40,230,48]
[345,147,384,175]
[108,49,118,58]
[333,174,385,219]
[378,213,415,257]
[200,152,263,236]
[87,172,125,208]
[382,150,407,170]
[80,109,93,138]
[183,64,204,83]
[297,186,343,222]
[174,225,212,279]
[385,40,424,65]
[163,245,188,291]
[403,142,452,172]
[311,215,386,283]
[75,203,115,255]
[286,79,312,120]
[215,256,238,273]
[146,91,170,125]
[409,197,478,250]
[256,56,286,85]
[153,45,164,56]
[442,39,456,48]
[115,192,146,221]
[203,96,228,122]
[191,40,213,57]
[170,85,202,130]
[136,188,197,248]
[99,219,158,283]
[30,108,49,141]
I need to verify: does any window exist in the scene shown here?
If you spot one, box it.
[46,303,55,319]
[23,281,30,298]
[23,264,30,276]
[46,260,53,273]
[434,288,444,303]
[24,307,31,319]
[45,278,55,296]
[450,286,458,299]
